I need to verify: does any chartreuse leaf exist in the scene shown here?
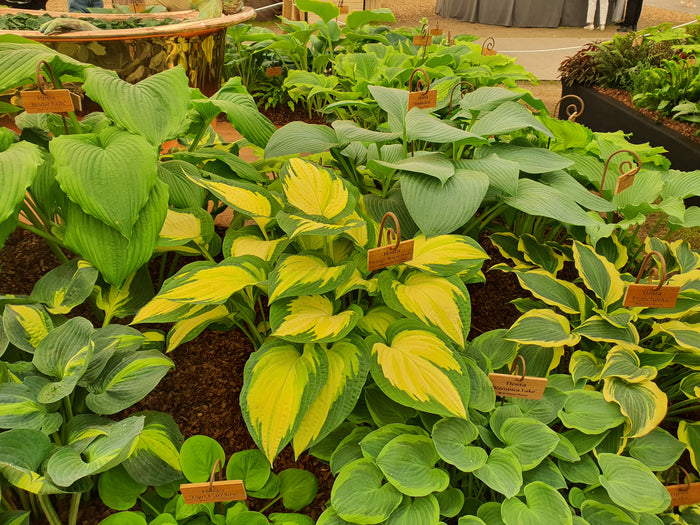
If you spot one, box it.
[650,321,700,352]
[523,458,567,489]
[368,320,470,418]
[0,428,64,495]
[360,424,428,461]
[165,303,230,352]
[295,0,339,20]
[501,482,572,525]
[277,211,365,239]
[500,418,560,470]
[331,459,402,523]
[30,260,99,315]
[386,495,440,525]
[0,377,62,435]
[597,453,671,513]
[627,427,685,470]
[292,337,369,456]
[572,241,625,307]
[268,255,354,303]
[270,295,362,343]
[404,233,488,277]
[473,448,523,499]
[580,500,636,524]
[179,435,225,483]
[559,454,600,485]
[432,418,486,472]
[98,465,147,510]
[0,140,43,244]
[356,306,402,339]
[95,267,153,322]
[279,469,318,511]
[678,421,700,471]
[603,377,666,438]
[379,271,470,348]
[435,486,464,518]
[241,340,327,463]
[2,304,53,354]
[226,449,270,493]
[223,227,289,262]
[505,310,579,347]
[499,268,585,315]
[558,390,626,434]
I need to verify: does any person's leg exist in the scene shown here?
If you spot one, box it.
[618,0,638,31]
[598,0,609,28]
[585,0,596,28]
[630,0,643,28]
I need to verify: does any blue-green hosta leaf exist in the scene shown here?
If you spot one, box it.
[47,416,145,487]
[359,424,429,462]
[29,260,98,315]
[363,184,420,240]
[505,309,579,347]
[597,453,671,514]
[473,448,523,499]
[0,140,42,233]
[368,85,408,128]
[471,101,552,138]
[455,155,520,198]
[558,390,626,434]
[2,304,53,354]
[432,418,486,472]
[602,377,666,438]
[467,329,518,371]
[223,227,289,262]
[385,495,440,525]
[459,86,522,113]
[83,66,190,146]
[0,377,62,434]
[82,325,146,386]
[379,271,470,348]
[156,160,207,209]
[271,295,363,343]
[499,267,585,315]
[540,171,616,212]
[574,317,639,348]
[476,143,573,174]
[265,122,340,158]
[599,347,656,383]
[404,233,488,278]
[405,109,486,145]
[501,482,572,525]
[85,350,174,415]
[572,241,625,307]
[0,428,64,495]
[500,418,560,471]
[241,340,327,463]
[268,254,354,303]
[173,146,264,183]
[63,179,168,287]
[331,459,402,523]
[332,120,401,144]
[627,427,685,471]
[371,152,455,184]
[650,321,700,352]
[32,317,94,404]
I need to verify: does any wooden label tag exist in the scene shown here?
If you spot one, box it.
[367,239,414,271]
[623,284,680,308]
[21,89,77,114]
[265,66,283,77]
[338,5,349,13]
[180,480,246,504]
[482,47,497,56]
[413,35,432,46]
[667,483,700,507]
[407,89,437,110]
[614,171,636,194]
[430,28,443,36]
[488,373,547,400]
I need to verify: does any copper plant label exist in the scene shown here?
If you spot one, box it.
[413,35,431,46]
[407,89,437,110]
[265,66,283,77]
[481,47,497,56]
[21,89,80,113]
[430,28,443,35]
[614,172,636,194]
[667,483,700,506]
[339,5,349,13]
[367,239,414,271]
[623,284,680,308]
[180,480,246,504]
[488,373,548,400]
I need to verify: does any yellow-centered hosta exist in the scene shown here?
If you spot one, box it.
[283,158,350,220]
[226,234,287,261]
[5,305,52,349]
[159,209,206,245]
[132,298,205,325]
[268,255,352,302]
[276,212,364,239]
[405,234,488,276]
[167,304,229,351]
[356,306,403,339]
[271,295,361,343]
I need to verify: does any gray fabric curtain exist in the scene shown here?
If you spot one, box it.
[511,0,565,27]
[435,0,479,21]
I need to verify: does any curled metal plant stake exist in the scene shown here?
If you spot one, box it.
[635,250,668,291]
[553,94,584,121]
[598,149,642,195]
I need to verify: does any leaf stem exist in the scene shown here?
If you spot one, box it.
[37,495,63,525]
[68,493,81,525]
[16,223,69,264]
[259,494,282,513]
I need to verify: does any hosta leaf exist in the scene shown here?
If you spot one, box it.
[505,309,579,347]
[405,109,486,145]
[540,170,616,212]
[471,101,552,138]
[356,306,403,339]
[500,482,572,525]
[460,86,522,112]
[678,420,700,472]
[473,448,523,499]
[265,122,340,158]
[360,424,429,461]
[345,8,396,28]
[0,140,42,235]
[180,435,225,483]
[502,268,585,315]
[95,266,154,321]
[332,120,400,144]
[0,428,64,495]
[468,329,518,370]
[156,160,207,209]
[0,377,62,434]
[500,418,560,470]
[522,458,567,489]
[292,338,369,456]
[570,351,604,383]
[476,143,573,174]
[455,156,520,197]
[599,347,656,383]
[386,495,440,525]
[223,227,289,262]
[597,453,671,514]
[271,295,362,343]
[98,465,147,511]
[331,426,373,475]
[166,304,230,352]
[241,340,327,463]
[602,377,666,438]
[279,468,318,511]
[379,271,470,348]
[627,427,685,471]
[2,304,53,354]
[268,255,354,303]
[517,234,566,274]
[558,390,626,434]
[363,184,419,240]
[559,454,600,485]
[574,316,640,348]
[174,146,264,183]
[158,208,214,250]
[580,501,636,525]
[404,233,488,277]
[572,241,625,306]
[30,260,99,315]
[84,325,147,391]
[650,321,700,352]
[368,320,470,418]
[277,212,364,239]
[432,418,486,472]
[226,449,270,493]
[83,66,190,146]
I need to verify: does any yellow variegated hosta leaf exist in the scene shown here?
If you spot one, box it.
[502,267,585,315]
[603,377,666,438]
[282,158,353,220]
[600,346,657,383]
[270,295,362,343]
[223,227,288,262]
[678,421,700,472]
[241,341,327,463]
[339,211,371,249]
[518,233,565,275]
[573,315,640,348]
[572,241,625,307]
[569,351,603,383]
[650,321,700,352]
[166,304,230,352]
[505,310,580,348]
[680,373,700,399]
[490,232,529,267]
[268,254,354,303]
[335,269,378,297]
[2,305,53,353]
[293,337,369,456]
[356,306,403,339]
[132,298,208,325]
[368,320,470,418]
[669,239,700,274]
[404,233,488,277]
[158,208,211,247]
[379,271,470,348]
[276,212,364,239]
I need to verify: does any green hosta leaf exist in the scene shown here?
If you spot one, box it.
[279,468,318,511]
[295,0,339,20]
[0,510,31,525]
[500,482,572,525]
[558,390,626,434]
[368,320,470,418]
[331,426,373,475]
[166,304,232,351]
[2,304,53,354]
[678,420,700,472]
[95,266,154,321]
[0,140,42,243]
[98,465,147,511]
[435,486,464,519]
[522,458,567,489]
[386,495,440,525]
[559,454,600,485]
[292,337,369,456]
[180,435,225,483]
[468,329,518,370]
[331,459,402,523]
[227,449,270,493]
[157,160,206,209]
[360,424,428,461]
[627,427,685,471]
[333,120,400,144]
[477,143,573,174]
[345,7,395,27]
[460,86,522,112]
[223,227,289,262]
[47,416,145,487]
[502,268,585,315]
[379,271,470,348]
[32,316,94,404]
[597,453,671,514]
[0,428,64,495]
[464,356,496,412]
[268,255,354,303]
[681,372,700,398]
[517,234,566,274]
[602,377,666,438]
[372,152,455,184]
[471,101,552,138]
[473,448,523,499]
[30,260,99,315]
[650,321,700,352]
[580,501,636,525]
[505,310,579,347]
[455,156,520,197]
[270,295,362,343]
[404,233,488,277]
[572,241,625,306]
[574,316,639,348]
[83,66,190,146]
[500,418,560,470]
[0,377,62,435]
[432,418,486,472]
[599,347,656,383]
[570,351,603,383]
[265,122,340,158]
[241,340,327,463]
[405,109,486,145]
[85,350,174,415]
[363,185,419,240]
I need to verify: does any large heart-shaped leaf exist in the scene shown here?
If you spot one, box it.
[597,453,671,514]
[501,482,572,525]
[0,428,64,495]
[572,241,625,307]
[558,390,626,434]
[270,295,363,343]
[432,418,486,472]
[471,101,552,138]
[0,377,62,435]
[265,122,340,158]
[473,448,522,499]
[2,304,53,354]
[500,418,560,470]
[0,141,42,244]
[30,259,99,315]
[602,377,666,438]
[627,427,685,471]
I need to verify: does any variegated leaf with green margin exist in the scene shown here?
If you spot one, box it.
[650,321,700,352]
[501,481,572,525]
[356,306,403,339]
[574,316,639,348]
[376,434,450,497]
[597,453,671,514]
[0,376,62,434]
[569,351,603,383]
[489,232,528,267]
[600,346,657,383]
[95,266,154,322]
[678,420,700,472]
[339,210,374,249]
[505,310,580,348]
[85,350,174,415]
[270,295,363,344]
[500,418,560,471]
[473,448,523,499]
[0,428,65,495]
[29,259,98,315]
[281,158,356,222]
[517,234,565,275]
[242,340,327,463]
[157,207,214,251]
[403,233,488,277]
[558,390,626,434]
[46,416,145,487]
[2,304,53,354]
[467,329,518,371]
[276,211,365,239]
[496,267,585,315]
[680,372,700,398]
[603,377,666,438]
[572,241,625,307]
[432,418,486,472]
[166,303,231,352]
[334,269,378,297]
[268,255,354,303]
[32,317,94,404]
[668,239,700,274]
[121,411,183,486]
[627,427,685,471]
[292,337,369,457]
[132,296,212,326]
[367,320,470,418]
[379,270,470,348]
[592,308,634,329]
[223,226,289,262]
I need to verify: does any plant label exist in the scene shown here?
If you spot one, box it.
[623,284,680,308]
[667,483,700,506]
[265,66,283,77]
[614,172,636,194]
[413,35,431,46]
[367,239,414,271]
[488,373,547,400]
[482,47,497,56]
[180,480,247,504]
[338,5,349,13]
[407,89,437,110]
[430,28,443,36]
[21,89,80,113]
